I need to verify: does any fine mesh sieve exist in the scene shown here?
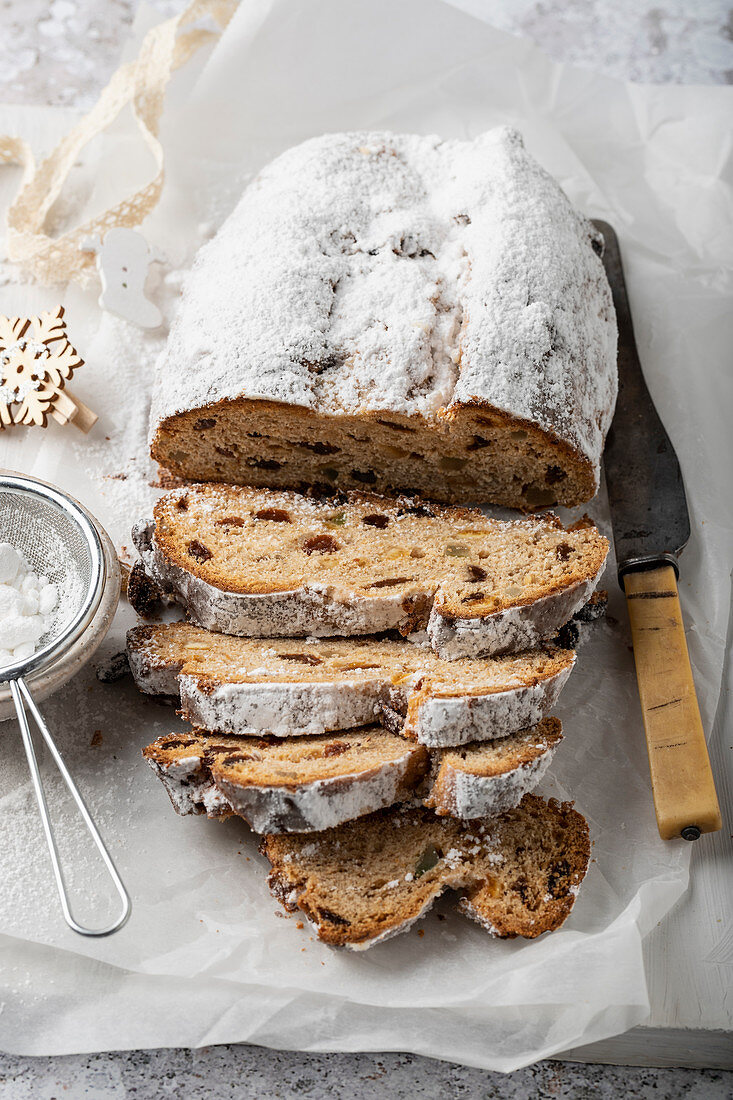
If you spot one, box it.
[0,472,130,936]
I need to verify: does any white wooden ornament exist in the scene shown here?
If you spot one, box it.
[82,228,163,329]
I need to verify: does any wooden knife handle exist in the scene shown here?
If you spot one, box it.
[624,564,722,840]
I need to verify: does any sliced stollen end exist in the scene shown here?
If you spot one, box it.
[126,622,575,745]
[424,717,563,818]
[131,484,608,658]
[261,794,590,948]
[143,727,429,833]
[150,128,617,511]
[142,720,562,833]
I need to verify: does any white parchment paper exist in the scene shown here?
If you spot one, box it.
[0,0,731,1071]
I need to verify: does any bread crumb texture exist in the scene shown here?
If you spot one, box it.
[261,794,590,947]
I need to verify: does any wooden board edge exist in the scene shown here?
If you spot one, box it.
[555,1026,733,1070]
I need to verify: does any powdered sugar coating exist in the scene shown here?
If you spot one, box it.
[180,676,381,738]
[145,755,231,817]
[216,755,417,834]
[407,669,572,747]
[151,127,616,483]
[127,643,180,697]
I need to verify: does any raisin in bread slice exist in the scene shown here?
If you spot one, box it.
[143,726,428,833]
[132,485,608,659]
[143,719,562,832]
[150,128,616,510]
[127,622,574,746]
[261,794,590,947]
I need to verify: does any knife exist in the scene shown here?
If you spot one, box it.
[596,220,721,841]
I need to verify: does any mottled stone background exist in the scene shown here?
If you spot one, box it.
[0,0,731,1096]
[1,0,731,109]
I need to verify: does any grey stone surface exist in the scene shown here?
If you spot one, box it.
[479,0,733,84]
[0,1046,731,1098]
[0,0,731,109]
[1,0,732,1095]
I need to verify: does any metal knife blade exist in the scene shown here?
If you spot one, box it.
[595,220,691,582]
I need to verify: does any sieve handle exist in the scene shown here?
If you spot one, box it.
[9,677,131,937]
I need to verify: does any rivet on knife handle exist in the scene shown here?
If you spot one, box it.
[624,564,721,840]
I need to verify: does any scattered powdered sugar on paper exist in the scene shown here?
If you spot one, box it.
[73,312,169,555]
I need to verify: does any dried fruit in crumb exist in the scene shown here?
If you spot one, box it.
[215,516,247,527]
[187,539,213,562]
[279,653,323,665]
[303,534,340,553]
[368,576,411,588]
[415,845,441,878]
[255,508,292,522]
[323,741,350,757]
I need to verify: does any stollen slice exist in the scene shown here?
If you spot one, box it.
[261,794,590,948]
[143,719,563,832]
[131,484,608,659]
[127,621,575,746]
[143,726,427,833]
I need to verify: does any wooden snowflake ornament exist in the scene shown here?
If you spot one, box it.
[0,306,97,431]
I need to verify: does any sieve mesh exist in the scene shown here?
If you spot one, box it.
[0,476,130,936]
[0,488,95,651]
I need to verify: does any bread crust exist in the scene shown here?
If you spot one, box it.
[457,798,591,939]
[151,398,601,509]
[136,519,601,657]
[425,718,563,817]
[143,728,430,833]
[426,565,605,659]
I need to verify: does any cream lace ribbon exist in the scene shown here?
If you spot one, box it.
[0,0,237,286]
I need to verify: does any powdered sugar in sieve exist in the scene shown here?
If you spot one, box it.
[0,488,88,667]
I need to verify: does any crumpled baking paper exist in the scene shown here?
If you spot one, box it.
[0,0,731,1073]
